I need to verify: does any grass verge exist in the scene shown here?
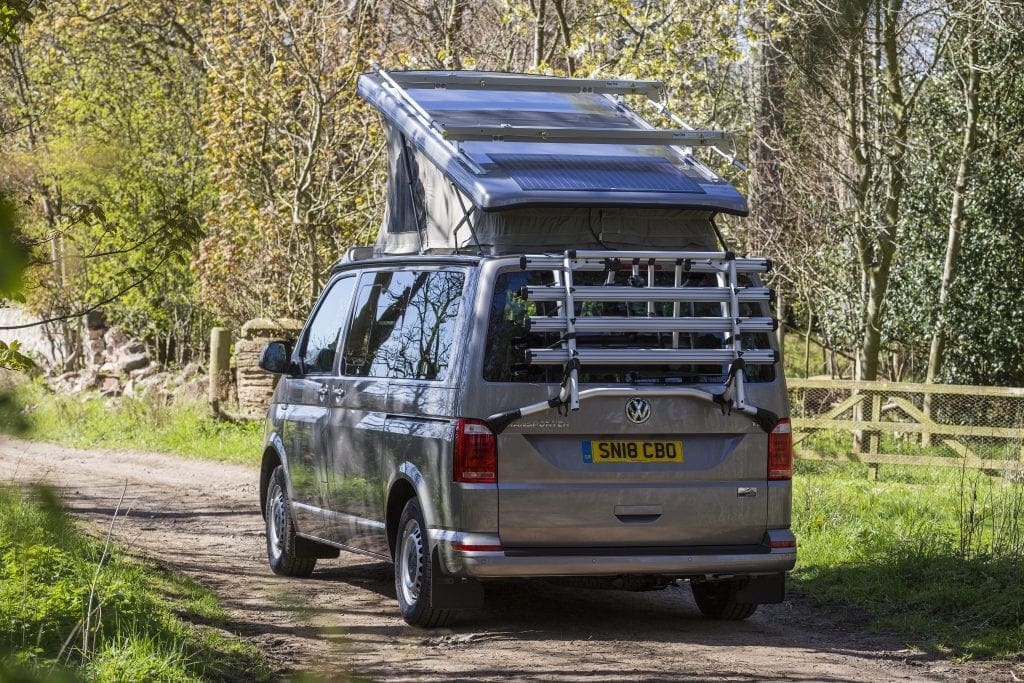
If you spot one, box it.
[0,483,269,681]
[0,380,262,465]
[792,459,1024,659]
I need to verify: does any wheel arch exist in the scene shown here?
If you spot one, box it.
[259,434,288,519]
[386,463,437,560]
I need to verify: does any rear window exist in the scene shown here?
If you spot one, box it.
[483,269,775,384]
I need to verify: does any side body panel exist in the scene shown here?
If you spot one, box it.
[277,376,331,538]
[324,377,389,553]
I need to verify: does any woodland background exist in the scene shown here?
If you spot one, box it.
[1,0,1023,386]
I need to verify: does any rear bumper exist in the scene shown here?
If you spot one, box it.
[432,530,797,579]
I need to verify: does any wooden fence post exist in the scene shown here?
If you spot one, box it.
[922,386,934,448]
[209,327,232,415]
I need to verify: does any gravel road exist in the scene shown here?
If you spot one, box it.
[1,435,1017,682]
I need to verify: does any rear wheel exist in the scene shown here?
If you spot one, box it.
[395,498,451,627]
[691,579,758,620]
[265,466,317,577]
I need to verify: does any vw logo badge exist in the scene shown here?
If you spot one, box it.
[625,398,651,424]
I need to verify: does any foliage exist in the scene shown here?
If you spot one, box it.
[0,381,262,465]
[1,0,1024,385]
[793,460,1024,657]
[1,188,32,372]
[0,0,35,43]
[0,483,269,680]
[893,21,1024,385]
[778,0,1024,383]
[0,193,25,299]
[0,340,33,372]
[1,2,213,368]
[197,0,382,326]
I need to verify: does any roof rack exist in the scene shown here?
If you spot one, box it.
[368,62,744,171]
[357,65,752,252]
[440,125,732,152]
[384,71,665,98]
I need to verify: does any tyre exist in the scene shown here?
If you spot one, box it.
[394,498,451,627]
[691,579,758,620]
[265,465,317,577]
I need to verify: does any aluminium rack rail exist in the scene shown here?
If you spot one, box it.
[370,62,745,172]
[484,249,780,434]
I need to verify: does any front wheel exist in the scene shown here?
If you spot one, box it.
[265,465,316,577]
[691,579,758,620]
[395,498,451,627]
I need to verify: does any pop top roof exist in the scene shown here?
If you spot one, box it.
[356,69,748,216]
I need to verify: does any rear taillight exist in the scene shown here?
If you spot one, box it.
[768,418,793,480]
[454,419,496,483]
[452,542,503,552]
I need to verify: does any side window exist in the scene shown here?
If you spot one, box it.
[343,269,464,380]
[344,271,416,377]
[299,276,356,375]
[400,270,464,380]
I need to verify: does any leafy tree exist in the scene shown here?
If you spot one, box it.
[0,2,211,367]
[197,0,382,325]
[0,0,36,43]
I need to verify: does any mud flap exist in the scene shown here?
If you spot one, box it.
[430,548,484,609]
[735,572,786,604]
[295,536,341,559]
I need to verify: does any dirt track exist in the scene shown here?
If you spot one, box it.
[1,435,1018,682]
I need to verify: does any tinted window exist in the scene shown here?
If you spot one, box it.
[483,270,775,384]
[300,276,356,374]
[343,270,464,380]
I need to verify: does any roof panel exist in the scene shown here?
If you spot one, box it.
[489,154,705,193]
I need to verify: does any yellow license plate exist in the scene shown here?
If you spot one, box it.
[583,440,684,463]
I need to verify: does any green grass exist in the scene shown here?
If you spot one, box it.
[0,380,262,465]
[792,459,1024,658]
[0,484,269,682]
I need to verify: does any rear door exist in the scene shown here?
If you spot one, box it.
[481,266,772,548]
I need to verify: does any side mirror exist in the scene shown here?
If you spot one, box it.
[258,341,292,374]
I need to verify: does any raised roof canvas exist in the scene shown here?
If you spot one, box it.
[357,70,747,255]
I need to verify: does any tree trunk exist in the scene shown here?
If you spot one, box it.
[532,0,546,69]
[748,2,785,246]
[858,0,908,382]
[551,0,574,75]
[926,40,980,386]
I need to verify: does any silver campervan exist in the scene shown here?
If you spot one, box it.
[257,69,795,627]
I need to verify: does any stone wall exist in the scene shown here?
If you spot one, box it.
[235,318,303,419]
[51,313,161,396]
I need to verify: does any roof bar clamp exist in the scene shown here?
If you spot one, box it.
[647,99,747,171]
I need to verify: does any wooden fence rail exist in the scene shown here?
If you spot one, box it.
[787,379,1024,476]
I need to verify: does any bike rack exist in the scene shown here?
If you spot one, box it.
[485,249,780,434]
